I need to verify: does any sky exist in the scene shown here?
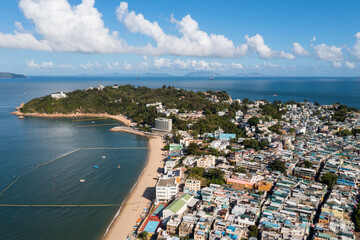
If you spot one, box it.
[0,0,360,76]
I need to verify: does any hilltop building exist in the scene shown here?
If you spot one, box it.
[51,92,67,99]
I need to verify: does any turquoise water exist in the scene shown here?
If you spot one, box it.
[0,76,359,240]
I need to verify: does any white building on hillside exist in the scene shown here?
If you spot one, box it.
[51,92,67,99]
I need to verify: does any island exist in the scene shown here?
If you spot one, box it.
[0,72,26,79]
[12,84,360,240]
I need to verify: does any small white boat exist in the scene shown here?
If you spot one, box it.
[92,121,95,124]
[80,179,85,182]
[117,165,121,169]
[102,156,106,159]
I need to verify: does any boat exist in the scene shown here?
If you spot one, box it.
[94,165,99,169]
[117,165,121,168]
[92,121,95,123]
[102,156,106,159]
[136,77,140,79]
[80,179,85,182]
[273,94,278,96]
[208,77,215,80]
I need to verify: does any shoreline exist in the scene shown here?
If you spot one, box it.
[11,106,164,240]
[11,110,134,127]
[102,135,164,240]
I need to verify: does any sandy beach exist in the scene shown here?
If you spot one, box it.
[11,110,133,126]
[103,136,164,240]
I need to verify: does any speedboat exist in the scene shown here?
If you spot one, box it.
[102,156,106,159]
[80,179,85,182]
[117,165,121,168]
[94,165,99,169]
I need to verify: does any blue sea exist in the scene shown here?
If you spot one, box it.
[0,76,359,240]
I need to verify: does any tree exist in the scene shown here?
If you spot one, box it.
[248,225,259,238]
[269,124,282,135]
[269,160,286,174]
[207,168,225,185]
[138,231,148,240]
[289,128,295,134]
[187,167,205,178]
[174,134,182,143]
[332,105,348,122]
[304,160,312,168]
[352,128,360,136]
[335,129,352,137]
[321,172,338,189]
[247,116,260,126]
[186,142,201,155]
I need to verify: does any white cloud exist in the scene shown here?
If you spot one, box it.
[345,61,355,69]
[314,44,343,62]
[117,2,246,58]
[245,34,295,60]
[26,59,54,69]
[351,32,360,59]
[80,62,101,70]
[0,0,331,64]
[332,61,342,68]
[15,21,24,32]
[263,62,280,68]
[26,59,74,69]
[292,42,309,56]
[0,0,128,53]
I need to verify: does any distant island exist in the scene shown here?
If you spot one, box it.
[0,72,26,79]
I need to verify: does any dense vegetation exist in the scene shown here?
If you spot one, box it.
[321,172,338,188]
[260,101,287,120]
[354,203,360,231]
[242,139,269,151]
[21,85,229,126]
[269,159,286,174]
[332,104,358,122]
[187,167,226,185]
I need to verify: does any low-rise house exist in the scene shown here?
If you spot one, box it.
[184,179,201,193]
[162,194,197,219]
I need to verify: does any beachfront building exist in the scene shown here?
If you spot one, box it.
[51,91,67,99]
[153,117,172,132]
[184,179,201,192]
[162,194,195,219]
[155,178,179,203]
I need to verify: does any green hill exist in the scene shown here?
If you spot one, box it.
[20,84,230,126]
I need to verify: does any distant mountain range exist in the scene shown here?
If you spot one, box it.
[184,71,222,77]
[84,72,172,77]
[234,72,266,77]
[184,71,267,77]
[0,72,26,79]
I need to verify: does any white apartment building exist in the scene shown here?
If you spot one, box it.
[156,178,179,203]
[154,117,172,132]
